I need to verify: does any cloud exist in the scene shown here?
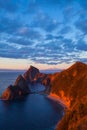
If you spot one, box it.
[7,36,34,46]
[0,16,21,34]
[0,0,87,65]
[0,35,87,65]
[0,42,22,59]
[17,27,42,40]
[0,0,19,12]
[31,12,59,32]
[79,0,87,9]
[75,19,87,34]
[76,39,87,51]
[59,26,72,34]
[45,34,60,41]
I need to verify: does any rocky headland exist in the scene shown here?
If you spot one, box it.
[1,61,87,130]
[1,75,30,100]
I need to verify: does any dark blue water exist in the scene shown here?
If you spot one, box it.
[0,71,64,130]
[0,71,24,95]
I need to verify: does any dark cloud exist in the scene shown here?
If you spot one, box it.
[0,13,42,40]
[25,0,39,14]
[0,43,22,59]
[76,39,87,51]
[45,34,60,40]
[60,26,72,34]
[0,16,21,34]
[63,38,74,50]
[0,0,87,65]
[0,36,87,64]
[31,13,58,32]
[7,37,34,46]
[36,0,74,7]
[79,0,87,9]
[63,5,74,23]
[75,19,87,34]
[17,27,42,40]
[0,0,19,12]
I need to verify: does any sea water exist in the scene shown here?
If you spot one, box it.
[0,71,64,130]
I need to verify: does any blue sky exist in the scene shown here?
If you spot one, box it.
[0,0,87,70]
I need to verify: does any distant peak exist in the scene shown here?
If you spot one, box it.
[68,61,87,71]
[30,65,37,69]
[28,65,39,71]
[73,61,86,67]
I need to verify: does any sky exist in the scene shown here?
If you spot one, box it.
[0,0,87,70]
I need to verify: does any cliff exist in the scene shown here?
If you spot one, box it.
[50,62,87,130]
[1,75,30,100]
[23,66,51,92]
[1,62,87,129]
[23,65,40,83]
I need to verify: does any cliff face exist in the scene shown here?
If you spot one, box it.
[50,62,87,130]
[1,75,30,100]
[22,62,87,130]
[14,75,30,94]
[51,62,87,104]
[23,66,51,91]
[23,65,40,83]
[1,62,87,129]
[1,65,51,100]
[56,97,87,130]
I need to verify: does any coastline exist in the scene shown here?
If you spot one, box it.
[47,93,69,109]
[47,93,69,130]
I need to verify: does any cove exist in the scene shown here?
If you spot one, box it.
[0,93,64,130]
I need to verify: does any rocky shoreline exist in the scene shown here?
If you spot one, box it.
[47,93,69,109]
[1,62,87,130]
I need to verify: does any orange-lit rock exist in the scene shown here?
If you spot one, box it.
[1,75,30,100]
[49,62,87,130]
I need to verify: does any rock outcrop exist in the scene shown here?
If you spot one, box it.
[23,65,40,83]
[14,75,30,94]
[1,75,30,100]
[51,62,87,104]
[1,65,51,100]
[23,66,51,92]
[49,62,87,130]
[1,61,87,129]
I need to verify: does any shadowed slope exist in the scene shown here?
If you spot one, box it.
[1,75,30,100]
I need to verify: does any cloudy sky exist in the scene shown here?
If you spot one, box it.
[0,0,87,70]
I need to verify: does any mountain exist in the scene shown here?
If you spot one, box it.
[50,62,87,130]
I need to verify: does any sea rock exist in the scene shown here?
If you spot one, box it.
[1,75,30,100]
[1,85,22,100]
[23,65,52,87]
[42,76,50,86]
[14,75,30,94]
[34,73,47,83]
[23,65,40,83]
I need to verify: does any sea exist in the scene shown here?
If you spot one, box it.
[0,70,64,130]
